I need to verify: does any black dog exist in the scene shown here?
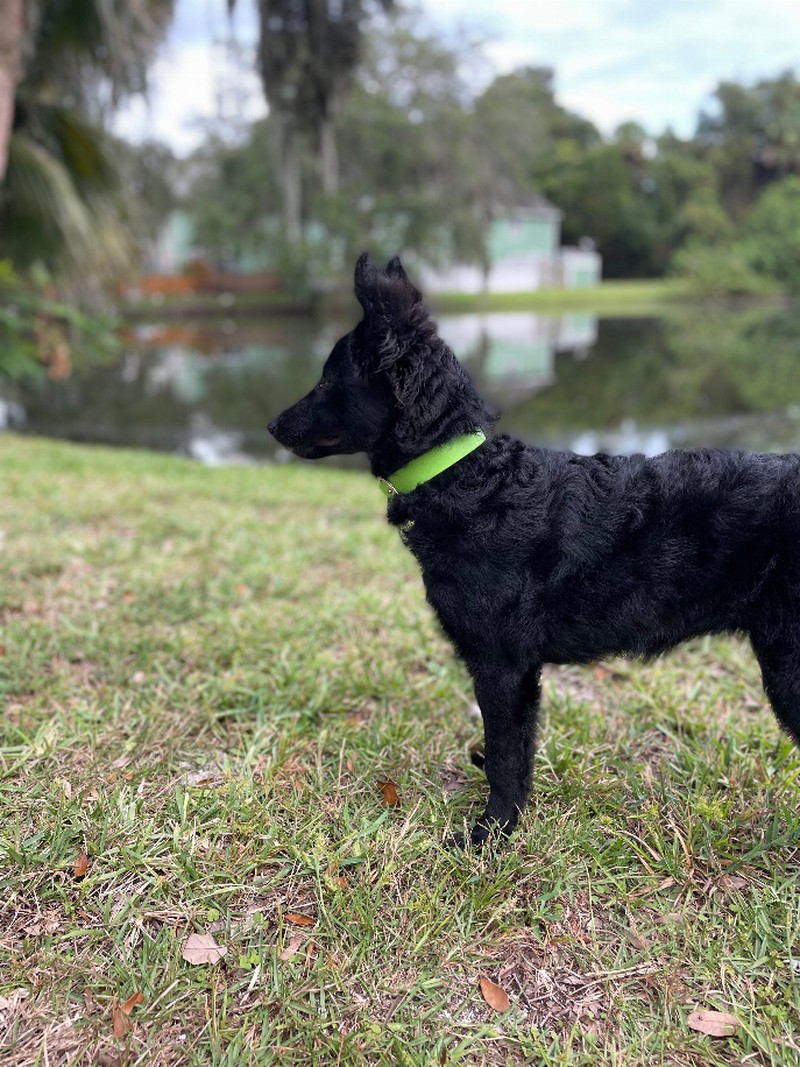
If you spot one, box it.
[269,253,800,847]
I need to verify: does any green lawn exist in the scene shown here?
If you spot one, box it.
[1,435,799,1066]
[122,278,685,321]
[429,279,687,316]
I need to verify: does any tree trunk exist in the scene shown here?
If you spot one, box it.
[0,0,25,181]
[279,125,303,246]
[319,116,339,195]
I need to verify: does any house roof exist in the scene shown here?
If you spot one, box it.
[506,195,563,221]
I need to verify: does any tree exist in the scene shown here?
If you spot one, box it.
[741,175,800,290]
[113,136,181,260]
[237,0,393,245]
[0,0,175,277]
[474,67,599,206]
[188,120,281,267]
[334,17,486,273]
[696,72,800,220]
[0,0,25,181]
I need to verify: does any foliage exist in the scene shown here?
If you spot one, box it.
[668,241,775,299]
[196,16,800,290]
[0,0,175,278]
[476,66,600,206]
[740,175,800,291]
[22,0,174,107]
[670,175,800,295]
[0,260,119,382]
[9,3,800,292]
[1,106,130,275]
[696,71,800,219]
[113,137,180,258]
[238,0,394,242]
[335,17,483,270]
[188,122,281,268]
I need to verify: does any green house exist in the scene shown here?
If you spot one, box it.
[419,198,601,294]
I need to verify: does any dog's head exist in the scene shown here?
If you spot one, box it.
[268,254,491,465]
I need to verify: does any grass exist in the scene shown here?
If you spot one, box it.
[121,278,686,322]
[1,434,800,1066]
[429,279,687,316]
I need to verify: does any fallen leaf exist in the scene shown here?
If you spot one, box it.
[480,976,511,1013]
[23,913,59,937]
[623,929,651,951]
[111,997,126,1039]
[327,863,348,889]
[280,933,305,961]
[83,987,95,1014]
[122,591,136,603]
[74,851,89,878]
[719,874,748,891]
[285,912,315,927]
[120,991,144,1015]
[181,932,228,965]
[0,988,29,1014]
[630,876,676,900]
[95,1054,123,1067]
[687,1009,739,1037]
[653,911,684,925]
[184,768,225,788]
[377,779,400,806]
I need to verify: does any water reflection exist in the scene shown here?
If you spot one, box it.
[4,304,800,462]
[438,311,597,404]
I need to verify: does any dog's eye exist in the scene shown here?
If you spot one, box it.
[316,378,332,392]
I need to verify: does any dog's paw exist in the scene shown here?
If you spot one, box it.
[447,823,498,850]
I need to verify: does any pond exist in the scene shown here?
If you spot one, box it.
[4,302,800,464]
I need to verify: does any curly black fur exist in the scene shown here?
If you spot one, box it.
[269,254,800,847]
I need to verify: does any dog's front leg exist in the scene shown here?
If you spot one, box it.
[458,661,542,848]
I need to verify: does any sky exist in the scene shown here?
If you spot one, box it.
[115,0,800,154]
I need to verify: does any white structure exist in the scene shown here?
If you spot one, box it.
[418,200,602,294]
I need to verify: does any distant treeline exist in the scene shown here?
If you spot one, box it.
[3,3,800,295]
[176,15,800,293]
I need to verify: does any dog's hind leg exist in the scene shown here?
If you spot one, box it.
[750,628,800,746]
[459,661,542,848]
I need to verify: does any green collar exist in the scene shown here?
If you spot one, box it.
[378,431,487,498]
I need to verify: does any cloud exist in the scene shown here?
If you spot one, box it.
[113,38,265,153]
[117,0,800,151]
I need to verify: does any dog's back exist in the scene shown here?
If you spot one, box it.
[391,437,800,663]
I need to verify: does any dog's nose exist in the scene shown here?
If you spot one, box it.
[268,419,278,438]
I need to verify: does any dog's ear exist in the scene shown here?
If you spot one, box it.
[354,252,379,312]
[385,256,407,281]
[354,252,423,325]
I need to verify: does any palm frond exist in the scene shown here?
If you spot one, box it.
[1,130,132,275]
[25,0,175,101]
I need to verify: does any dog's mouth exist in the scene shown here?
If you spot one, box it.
[290,438,343,459]
[273,432,350,460]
